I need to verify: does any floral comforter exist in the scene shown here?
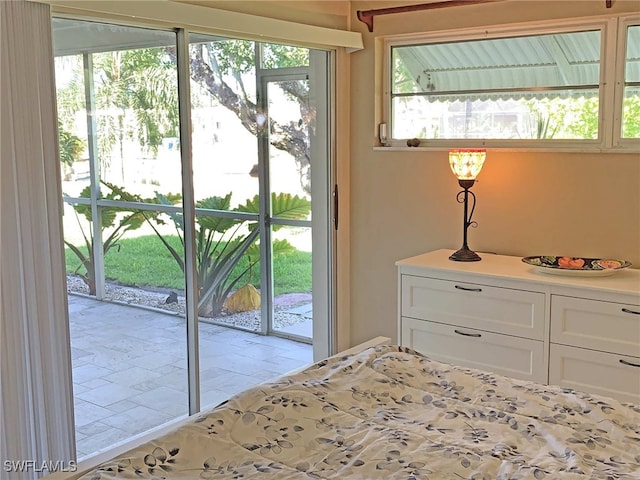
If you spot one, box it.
[80,345,640,479]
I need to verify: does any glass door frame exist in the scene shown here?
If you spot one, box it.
[256,52,335,360]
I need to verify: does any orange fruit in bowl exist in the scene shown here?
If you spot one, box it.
[596,259,622,269]
[558,257,585,269]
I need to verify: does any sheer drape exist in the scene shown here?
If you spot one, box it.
[1,0,76,478]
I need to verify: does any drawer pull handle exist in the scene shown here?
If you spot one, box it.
[621,308,640,315]
[454,329,482,338]
[454,285,482,293]
[619,359,640,368]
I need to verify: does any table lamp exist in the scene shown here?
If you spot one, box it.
[448,149,486,262]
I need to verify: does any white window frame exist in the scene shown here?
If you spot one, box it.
[614,15,640,150]
[381,14,639,153]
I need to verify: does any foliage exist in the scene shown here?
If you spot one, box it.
[205,39,256,77]
[55,47,180,175]
[63,182,157,295]
[622,95,640,138]
[92,48,179,158]
[529,112,558,140]
[564,97,599,140]
[260,44,309,69]
[58,121,85,167]
[147,190,311,317]
[56,57,86,170]
[391,54,419,95]
[55,55,85,128]
[56,40,313,190]
[521,97,598,140]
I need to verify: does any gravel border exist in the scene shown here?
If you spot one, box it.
[66,275,311,332]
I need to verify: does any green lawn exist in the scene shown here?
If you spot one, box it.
[65,234,312,295]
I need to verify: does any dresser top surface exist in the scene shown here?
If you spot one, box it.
[397,249,640,298]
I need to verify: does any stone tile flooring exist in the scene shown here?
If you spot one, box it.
[68,295,313,459]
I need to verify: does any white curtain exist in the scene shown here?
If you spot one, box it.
[1,0,76,478]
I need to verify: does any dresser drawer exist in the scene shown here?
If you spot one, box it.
[550,296,640,357]
[549,344,640,404]
[401,317,546,383]
[401,275,545,340]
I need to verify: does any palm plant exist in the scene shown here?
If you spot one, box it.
[58,121,85,181]
[91,48,179,179]
[147,191,310,317]
[64,183,153,295]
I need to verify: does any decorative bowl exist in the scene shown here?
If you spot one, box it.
[521,256,632,277]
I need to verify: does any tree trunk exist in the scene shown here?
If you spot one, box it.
[165,45,312,194]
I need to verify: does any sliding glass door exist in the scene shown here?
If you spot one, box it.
[54,20,190,457]
[53,17,333,457]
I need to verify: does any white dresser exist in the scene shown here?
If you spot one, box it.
[396,249,640,403]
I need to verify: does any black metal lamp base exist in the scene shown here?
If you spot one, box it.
[449,247,481,262]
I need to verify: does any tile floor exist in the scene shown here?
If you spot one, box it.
[68,295,313,459]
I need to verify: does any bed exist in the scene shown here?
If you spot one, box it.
[50,341,640,479]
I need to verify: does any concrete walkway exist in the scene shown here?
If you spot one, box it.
[68,295,313,459]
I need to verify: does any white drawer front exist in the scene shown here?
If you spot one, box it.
[401,275,545,340]
[549,344,640,404]
[401,317,546,383]
[550,296,640,357]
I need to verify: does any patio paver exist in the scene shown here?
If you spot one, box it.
[68,294,313,459]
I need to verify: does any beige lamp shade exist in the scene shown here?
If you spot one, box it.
[449,149,486,180]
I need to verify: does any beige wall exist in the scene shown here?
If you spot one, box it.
[348,0,640,345]
[180,1,351,29]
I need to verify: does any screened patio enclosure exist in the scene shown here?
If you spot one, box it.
[53,17,334,343]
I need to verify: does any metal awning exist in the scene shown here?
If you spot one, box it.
[392,26,640,101]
